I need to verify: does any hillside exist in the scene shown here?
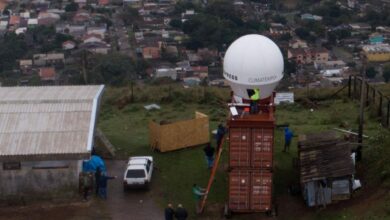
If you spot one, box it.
[98,84,390,219]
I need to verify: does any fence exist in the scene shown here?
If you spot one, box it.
[149,112,210,152]
[347,75,390,128]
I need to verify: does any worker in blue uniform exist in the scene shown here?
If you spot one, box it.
[283,127,293,152]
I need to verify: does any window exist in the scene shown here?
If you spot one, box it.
[146,160,152,173]
[3,162,21,170]
[126,169,146,178]
[32,161,69,169]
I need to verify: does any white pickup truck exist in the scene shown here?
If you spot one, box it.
[123,156,153,190]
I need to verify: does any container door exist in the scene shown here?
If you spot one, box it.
[251,128,273,168]
[229,170,250,211]
[229,128,251,168]
[250,171,272,211]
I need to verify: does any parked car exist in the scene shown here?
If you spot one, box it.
[123,156,153,190]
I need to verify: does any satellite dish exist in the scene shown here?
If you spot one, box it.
[223,34,284,100]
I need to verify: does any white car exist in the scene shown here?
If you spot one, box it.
[123,156,153,190]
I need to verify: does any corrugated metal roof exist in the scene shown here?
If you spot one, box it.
[0,86,101,103]
[0,85,104,161]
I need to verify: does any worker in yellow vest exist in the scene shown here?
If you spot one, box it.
[250,88,260,114]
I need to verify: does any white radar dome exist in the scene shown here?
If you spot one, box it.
[223,34,284,100]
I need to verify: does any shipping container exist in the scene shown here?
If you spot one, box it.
[228,170,273,213]
[229,127,274,169]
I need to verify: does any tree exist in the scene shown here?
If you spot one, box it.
[121,6,140,26]
[88,53,136,86]
[169,19,182,29]
[284,59,296,75]
[366,67,377,79]
[272,14,287,25]
[279,33,292,42]
[65,2,79,12]
[383,64,390,82]
[0,33,27,72]
[295,27,310,40]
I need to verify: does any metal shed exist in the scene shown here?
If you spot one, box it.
[298,131,355,207]
[0,85,104,198]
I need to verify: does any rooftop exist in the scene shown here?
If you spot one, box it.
[363,44,390,53]
[0,85,104,161]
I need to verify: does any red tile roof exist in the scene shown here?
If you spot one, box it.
[39,67,56,81]
[9,15,20,26]
[99,0,110,5]
[0,0,7,11]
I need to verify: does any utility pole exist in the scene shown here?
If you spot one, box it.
[357,54,366,162]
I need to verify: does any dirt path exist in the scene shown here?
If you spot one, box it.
[105,160,163,220]
[0,160,163,220]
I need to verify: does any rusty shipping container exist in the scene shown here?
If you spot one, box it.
[229,127,274,169]
[228,169,273,212]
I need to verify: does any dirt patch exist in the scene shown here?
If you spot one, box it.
[0,160,163,220]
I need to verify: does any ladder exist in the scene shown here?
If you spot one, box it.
[199,135,226,213]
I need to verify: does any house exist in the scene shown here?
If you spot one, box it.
[82,33,103,44]
[269,23,290,36]
[62,41,76,50]
[39,67,56,81]
[19,59,33,74]
[38,12,60,26]
[20,12,30,19]
[362,44,390,62]
[0,21,7,31]
[73,11,91,24]
[0,0,8,15]
[38,12,60,20]
[181,9,196,23]
[9,15,21,27]
[64,25,87,39]
[75,0,87,8]
[15,27,27,35]
[123,0,142,8]
[87,26,106,38]
[98,0,110,5]
[186,51,201,65]
[143,46,161,59]
[289,39,308,49]
[320,69,343,77]
[33,53,65,66]
[314,60,346,70]
[0,85,104,199]
[191,66,208,79]
[164,45,178,57]
[134,31,144,41]
[369,33,384,44]
[288,48,329,64]
[27,18,38,28]
[79,41,110,54]
[155,68,177,80]
[183,77,201,86]
[298,132,355,207]
[301,13,323,21]
[349,23,371,35]
[197,48,219,63]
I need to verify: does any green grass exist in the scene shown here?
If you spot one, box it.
[98,85,390,219]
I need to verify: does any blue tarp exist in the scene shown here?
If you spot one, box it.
[82,155,106,173]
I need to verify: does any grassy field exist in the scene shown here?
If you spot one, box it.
[98,85,390,219]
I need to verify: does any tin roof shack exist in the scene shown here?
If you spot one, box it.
[0,85,104,200]
[298,131,355,207]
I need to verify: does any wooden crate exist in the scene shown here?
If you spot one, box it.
[149,112,210,152]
